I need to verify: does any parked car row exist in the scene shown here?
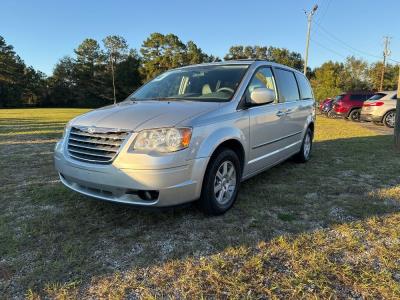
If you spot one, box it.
[319,90,397,128]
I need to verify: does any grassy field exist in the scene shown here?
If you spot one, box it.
[0,108,399,299]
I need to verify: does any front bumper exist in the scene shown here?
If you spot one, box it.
[54,141,209,207]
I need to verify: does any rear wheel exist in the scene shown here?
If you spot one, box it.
[349,109,361,122]
[199,148,241,215]
[327,109,336,118]
[294,128,313,163]
[383,110,396,128]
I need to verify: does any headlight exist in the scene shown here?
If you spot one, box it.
[132,127,192,153]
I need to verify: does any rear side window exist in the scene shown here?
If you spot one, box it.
[274,68,300,102]
[295,73,313,100]
[369,93,386,101]
[350,94,373,101]
[350,94,362,100]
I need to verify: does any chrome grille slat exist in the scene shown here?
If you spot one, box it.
[68,153,111,163]
[68,142,118,153]
[68,136,121,146]
[68,147,115,158]
[67,127,129,164]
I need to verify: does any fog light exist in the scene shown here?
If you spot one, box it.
[137,190,159,201]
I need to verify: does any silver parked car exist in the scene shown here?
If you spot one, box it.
[55,61,315,215]
[360,90,397,128]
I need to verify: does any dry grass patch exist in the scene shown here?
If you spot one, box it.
[28,214,400,299]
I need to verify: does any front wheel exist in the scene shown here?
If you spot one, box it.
[383,110,396,128]
[294,128,313,163]
[199,148,242,215]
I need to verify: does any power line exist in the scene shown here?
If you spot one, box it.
[389,58,400,64]
[315,0,332,24]
[311,21,400,64]
[310,38,348,59]
[313,20,382,60]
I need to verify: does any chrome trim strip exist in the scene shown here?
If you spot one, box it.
[248,140,302,164]
[69,136,121,146]
[70,131,127,140]
[72,125,132,134]
[252,130,302,149]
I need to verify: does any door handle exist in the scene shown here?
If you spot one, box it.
[276,111,286,117]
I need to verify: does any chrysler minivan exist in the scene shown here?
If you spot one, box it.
[54,60,315,215]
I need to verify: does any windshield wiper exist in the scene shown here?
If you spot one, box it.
[153,97,181,101]
[129,97,183,101]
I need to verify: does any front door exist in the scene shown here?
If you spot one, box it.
[247,66,288,174]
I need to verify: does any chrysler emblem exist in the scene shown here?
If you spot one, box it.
[87,127,96,134]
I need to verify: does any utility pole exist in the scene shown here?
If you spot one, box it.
[380,36,391,91]
[303,4,318,76]
[395,63,400,151]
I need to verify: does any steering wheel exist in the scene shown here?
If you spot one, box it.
[216,87,234,94]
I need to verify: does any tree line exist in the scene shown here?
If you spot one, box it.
[0,33,398,108]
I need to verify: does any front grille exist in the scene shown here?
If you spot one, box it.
[67,126,130,164]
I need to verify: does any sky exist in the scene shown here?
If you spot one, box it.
[1,0,399,75]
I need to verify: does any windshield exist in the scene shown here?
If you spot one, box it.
[129,65,249,102]
[368,93,386,101]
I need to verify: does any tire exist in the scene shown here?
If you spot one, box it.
[199,148,242,215]
[327,109,336,118]
[383,110,396,128]
[294,128,313,163]
[348,109,361,122]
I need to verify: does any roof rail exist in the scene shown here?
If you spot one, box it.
[228,58,265,61]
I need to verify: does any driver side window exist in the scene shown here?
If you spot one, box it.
[246,67,277,102]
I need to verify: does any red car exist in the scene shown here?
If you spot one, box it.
[332,92,375,121]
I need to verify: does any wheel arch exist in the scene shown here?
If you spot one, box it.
[384,109,396,117]
[347,107,361,117]
[210,139,245,172]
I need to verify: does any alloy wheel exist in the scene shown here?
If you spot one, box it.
[351,111,360,121]
[214,161,237,205]
[303,132,311,159]
[385,111,396,128]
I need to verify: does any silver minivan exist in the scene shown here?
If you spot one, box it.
[54,60,315,215]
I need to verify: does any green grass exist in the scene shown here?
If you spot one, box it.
[0,108,399,299]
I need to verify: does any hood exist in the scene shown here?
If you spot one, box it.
[71,100,220,131]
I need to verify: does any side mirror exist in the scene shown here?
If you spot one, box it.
[249,88,275,105]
